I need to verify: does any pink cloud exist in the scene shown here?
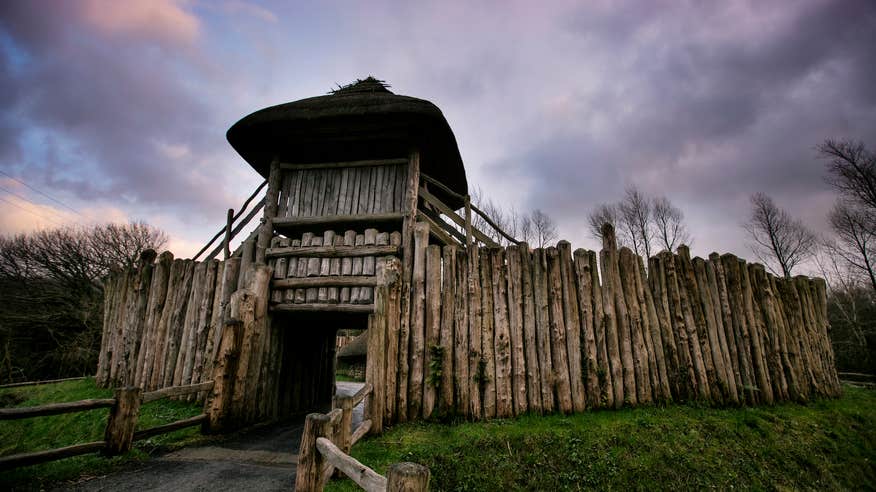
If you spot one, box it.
[79,0,199,44]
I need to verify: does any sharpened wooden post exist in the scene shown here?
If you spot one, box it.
[104,386,142,456]
[224,208,233,259]
[256,158,281,265]
[387,462,430,492]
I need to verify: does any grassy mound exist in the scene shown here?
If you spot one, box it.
[328,387,875,491]
[0,377,205,489]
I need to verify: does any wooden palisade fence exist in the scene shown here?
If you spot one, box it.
[0,380,213,470]
[295,383,429,492]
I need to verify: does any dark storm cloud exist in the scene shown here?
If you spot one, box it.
[481,0,876,253]
[0,1,237,221]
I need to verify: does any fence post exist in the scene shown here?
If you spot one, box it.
[103,386,142,456]
[295,413,332,492]
[338,396,353,453]
[387,462,430,491]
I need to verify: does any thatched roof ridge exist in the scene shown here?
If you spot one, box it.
[226,77,468,207]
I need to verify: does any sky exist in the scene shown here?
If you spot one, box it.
[1,0,874,267]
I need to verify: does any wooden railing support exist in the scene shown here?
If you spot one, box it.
[256,159,282,265]
[103,386,142,456]
[387,462,430,492]
[295,412,333,492]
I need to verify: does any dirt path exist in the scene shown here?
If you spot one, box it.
[67,382,364,491]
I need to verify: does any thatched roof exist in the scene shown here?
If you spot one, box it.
[337,331,368,360]
[227,77,468,207]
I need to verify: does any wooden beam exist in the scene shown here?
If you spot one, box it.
[272,276,376,289]
[315,437,387,492]
[256,159,282,264]
[271,212,404,230]
[132,414,208,442]
[266,244,399,259]
[193,180,268,261]
[142,381,215,403]
[419,207,466,244]
[270,303,374,314]
[416,211,457,246]
[280,158,408,171]
[0,398,116,420]
[418,187,499,247]
[0,441,106,471]
[350,419,372,446]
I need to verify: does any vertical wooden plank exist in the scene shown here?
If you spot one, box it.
[532,248,555,412]
[558,241,586,412]
[439,245,457,414]
[305,236,322,303]
[136,252,172,389]
[163,261,195,388]
[520,245,543,413]
[574,249,601,408]
[453,248,470,417]
[351,233,365,303]
[618,248,652,405]
[710,254,744,400]
[467,245,483,420]
[662,252,698,401]
[673,252,711,401]
[423,245,442,418]
[148,257,181,390]
[340,230,356,303]
[491,248,513,418]
[649,255,681,400]
[397,151,419,423]
[407,222,429,420]
[741,262,774,404]
[589,250,612,407]
[547,247,573,413]
[384,254,402,423]
[361,228,378,303]
[693,257,733,402]
[328,234,343,303]
[720,254,757,404]
[599,225,628,408]
[506,245,528,415]
[479,249,497,419]
[638,256,671,402]
[190,260,219,393]
[704,256,740,404]
[677,247,720,403]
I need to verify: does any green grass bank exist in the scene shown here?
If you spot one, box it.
[328,386,875,491]
[0,377,204,489]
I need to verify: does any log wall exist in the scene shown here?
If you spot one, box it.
[373,223,842,423]
[99,222,842,428]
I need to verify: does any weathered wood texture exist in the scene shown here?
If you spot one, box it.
[101,233,840,429]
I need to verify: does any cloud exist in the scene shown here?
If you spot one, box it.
[79,0,200,45]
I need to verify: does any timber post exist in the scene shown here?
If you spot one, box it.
[387,462,430,492]
[103,386,142,456]
[204,318,243,433]
[256,158,281,265]
[294,412,333,492]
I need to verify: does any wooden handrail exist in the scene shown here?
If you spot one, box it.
[0,398,116,420]
[133,413,208,441]
[0,376,88,389]
[193,180,267,261]
[316,437,387,492]
[0,441,106,471]
[142,380,214,404]
[420,172,521,246]
[350,382,373,407]
[205,198,266,261]
[350,419,371,447]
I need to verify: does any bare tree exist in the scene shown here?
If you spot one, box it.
[531,209,558,248]
[744,192,817,278]
[820,139,876,213]
[652,196,692,252]
[618,186,653,258]
[0,222,166,382]
[819,139,876,293]
[587,203,620,242]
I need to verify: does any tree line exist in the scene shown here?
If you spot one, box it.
[0,222,166,382]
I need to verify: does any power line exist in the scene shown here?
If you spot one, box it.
[0,170,84,217]
[0,195,67,228]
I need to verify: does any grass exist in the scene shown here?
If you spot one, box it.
[327,386,876,491]
[0,377,206,490]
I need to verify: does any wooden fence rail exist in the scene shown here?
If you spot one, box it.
[0,380,213,471]
[296,383,429,492]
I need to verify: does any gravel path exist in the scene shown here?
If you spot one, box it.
[66,382,364,492]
